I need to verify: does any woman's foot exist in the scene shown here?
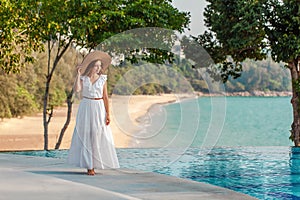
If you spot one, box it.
[87,169,95,176]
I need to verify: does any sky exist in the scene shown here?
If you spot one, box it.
[172,0,208,36]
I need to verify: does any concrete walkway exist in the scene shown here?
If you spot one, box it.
[0,153,257,200]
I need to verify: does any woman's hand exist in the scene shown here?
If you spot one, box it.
[76,65,83,75]
[106,114,110,125]
[74,64,83,93]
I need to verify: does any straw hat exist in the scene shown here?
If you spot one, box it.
[80,50,111,74]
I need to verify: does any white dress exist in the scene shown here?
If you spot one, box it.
[68,74,120,169]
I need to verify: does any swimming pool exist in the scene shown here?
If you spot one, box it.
[11,146,300,200]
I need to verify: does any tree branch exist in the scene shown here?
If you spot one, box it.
[47,105,53,124]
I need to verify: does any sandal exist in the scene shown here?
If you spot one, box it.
[87,169,95,176]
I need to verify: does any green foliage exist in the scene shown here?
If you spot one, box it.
[204,0,267,61]
[1,0,190,75]
[265,0,300,63]
[82,0,190,48]
[225,58,291,92]
[107,65,129,95]
[107,56,291,95]
[190,0,267,82]
[174,56,291,93]
[0,0,43,73]
[194,0,299,82]
[1,0,191,149]
[194,0,300,144]
[0,48,291,119]
[0,48,77,118]
[0,97,11,118]
[11,86,39,117]
[0,73,16,118]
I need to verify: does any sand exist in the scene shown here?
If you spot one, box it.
[0,94,177,151]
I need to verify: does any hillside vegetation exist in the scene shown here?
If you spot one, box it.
[0,51,291,118]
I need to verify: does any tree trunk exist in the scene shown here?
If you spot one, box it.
[55,89,74,149]
[55,51,82,149]
[43,39,72,150]
[43,79,50,150]
[289,59,300,146]
[43,41,52,151]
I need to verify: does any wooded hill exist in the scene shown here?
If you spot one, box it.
[224,58,291,92]
[0,50,291,119]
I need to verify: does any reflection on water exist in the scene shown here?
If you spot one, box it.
[155,147,300,200]
[289,147,300,200]
[10,146,300,199]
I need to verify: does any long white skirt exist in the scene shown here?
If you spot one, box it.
[67,98,120,169]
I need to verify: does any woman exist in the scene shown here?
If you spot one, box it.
[68,51,119,176]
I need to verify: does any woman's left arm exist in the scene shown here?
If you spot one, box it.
[103,82,110,125]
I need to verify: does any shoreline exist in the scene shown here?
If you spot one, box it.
[110,94,179,148]
[0,92,291,152]
[197,91,292,97]
[0,94,178,151]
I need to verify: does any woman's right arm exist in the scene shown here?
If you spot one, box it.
[74,66,83,92]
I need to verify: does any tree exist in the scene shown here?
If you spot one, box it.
[193,0,300,146]
[0,0,42,73]
[25,0,190,150]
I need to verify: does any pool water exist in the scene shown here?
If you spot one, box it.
[11,146,300,200]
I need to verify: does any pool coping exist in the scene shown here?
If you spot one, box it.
[0,153,257,200]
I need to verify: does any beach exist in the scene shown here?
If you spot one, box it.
[0,94,177,151]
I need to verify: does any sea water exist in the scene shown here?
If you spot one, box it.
[130,96,293,148]
[10,97,300,199]
[119,96,299,199]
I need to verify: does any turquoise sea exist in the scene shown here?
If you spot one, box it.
[11,96,300,199]
[131,96,293,148]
